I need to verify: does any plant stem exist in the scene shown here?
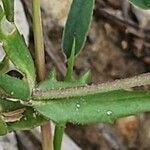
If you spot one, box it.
[53,124,65,150]
[53,40,76,150]
[32,0,53,150]
[65,38,76,82]
[33,72,150,100]
[32,0,45,81]
[41,123,53,150]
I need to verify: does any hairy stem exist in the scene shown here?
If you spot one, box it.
[33,73,150,100]
[53,124,65,150]
[32,0,53,150]
[53,40,76,150]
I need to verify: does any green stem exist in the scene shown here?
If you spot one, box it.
[32,0,53,150]
[53,40,76,149]
[32,0,45,81]
[33,73,150,100]
[53,40,76,150]
[53,124,65,150]
[65,38,76,82]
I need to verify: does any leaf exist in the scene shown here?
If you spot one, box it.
[0,56,9,74]
[0,16,36,91]
[78,71,91,84]
[62,0,95,58]
[7,107,47,132]
[47,67,57,81]
[129,0,150,9]
[0,5,4,21]
[2,0,14,22]
[0,74,30,100]
[0,98,23,111]
[33,73,150,100]
[33,90,150,124]
[0,98,47,134]
[37,69,91,91]
[38,80,86,90]
[0,116,7,135]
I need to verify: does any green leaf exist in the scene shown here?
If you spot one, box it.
[2,0,14,22]
[37,70,91,91]
[62,0,95,58]
[0,74,30,100]
[0,116,7,135]
[0,98,47,134]
[0,97,22,135]
[0,5,4,21]
[78,71,91,84]
[0,98,23,111]
[7,107,47,132]
[129,0,150,9]
[47,67,57,81]
[33,90,150,124]
[0,56,9,74]
[0,17,36,91]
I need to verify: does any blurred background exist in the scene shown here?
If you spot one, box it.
[0,0,150,149]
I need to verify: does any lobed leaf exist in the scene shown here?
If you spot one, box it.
[62,0,95,58]
[0,17,36,91]
[37,69,91,90]
[129,0,150,9]
[33,90,150,124]
[2,0,14,22]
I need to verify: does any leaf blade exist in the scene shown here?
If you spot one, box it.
[0,116,7,135]
[0,56,9,74]
[129,0,150,9]
[0,98,47,134]
[2,0,14,22]
[33,90,150,124]
[62,0,95,58]
[0,17,36,91]
[0,74,30,100]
